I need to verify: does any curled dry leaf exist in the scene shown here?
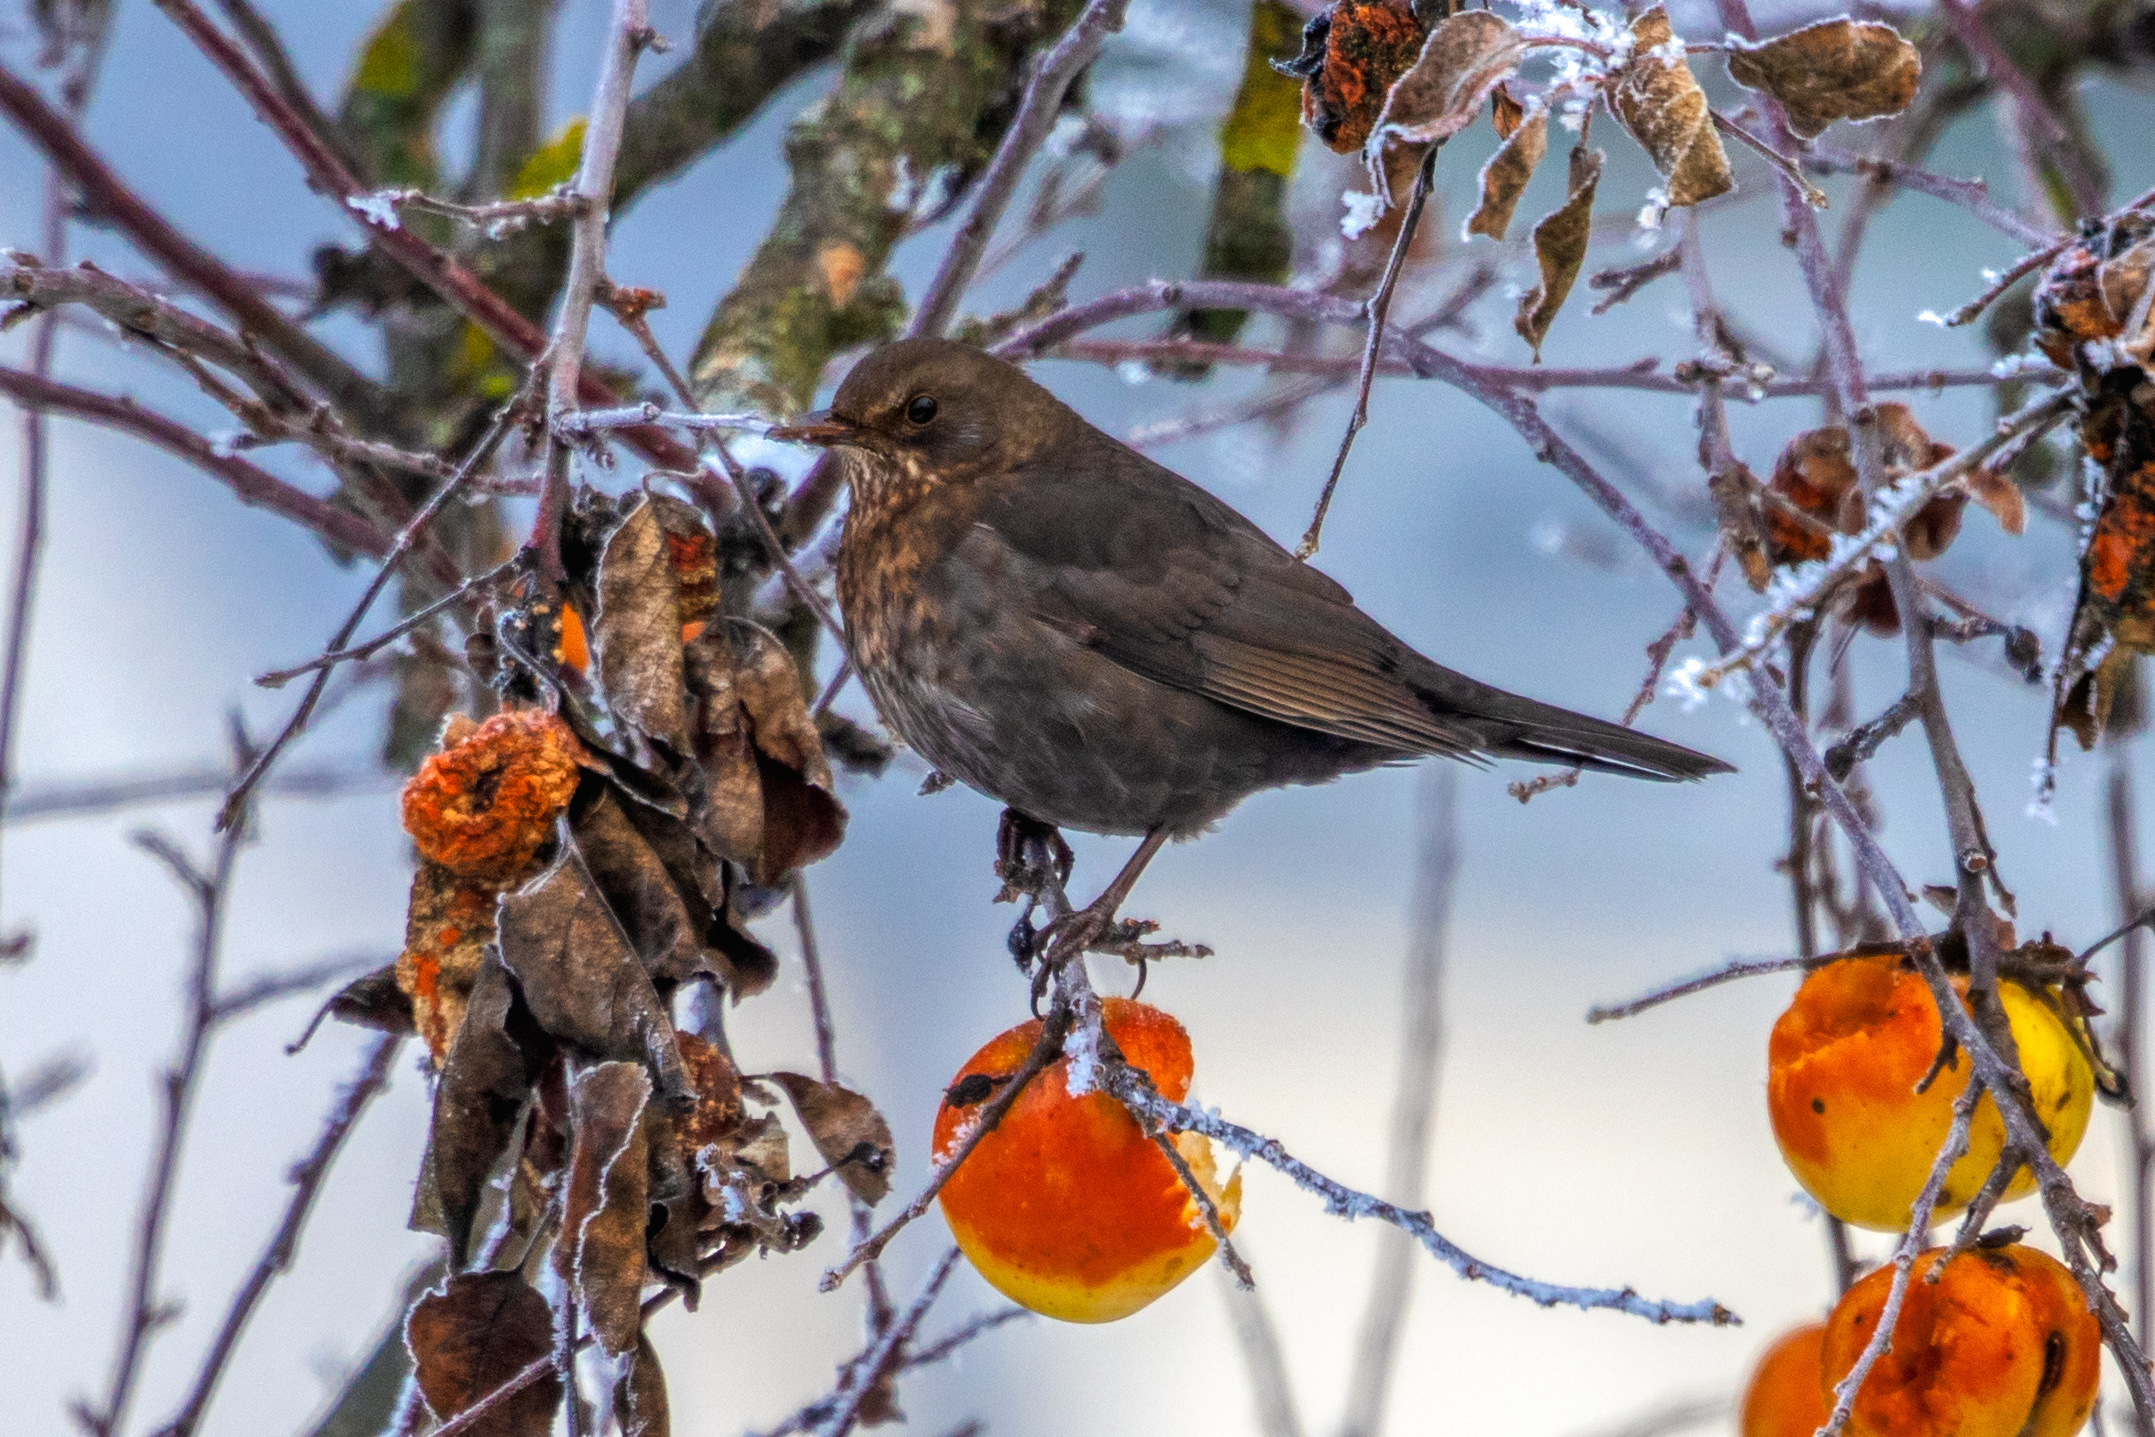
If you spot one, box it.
[1515,145,1604,359]
[767,1071,897,1205]
[1725,18,1920,140]
[1701,449,1772,592]
[411,952,545,1264]
[1965,467,2026,536]
[401,710,583,886]
[1763,404,1970,637]
[1364,10,1524,196]
[323,963,416,1037]
[405,1271,563,1437]
[496,853,690,1099]
[1610,6,1733,209]
[595,499,695,755]
[1277,0,1427,154]
[1490,80,1523,141]
[613,1334,671,1437]
[1465,98,1547,241]
[557,1060,654,1356]
[684,621,847,884]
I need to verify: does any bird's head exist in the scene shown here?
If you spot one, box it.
[769,338,1071,495]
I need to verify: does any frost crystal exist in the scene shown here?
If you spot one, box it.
[1668,657,1713,712]
[2026,755,2058,825]
[1916,309,1947,328]
[1064,1015,1101,1097]
[1340,191,1385,240]
[346,191,402,230]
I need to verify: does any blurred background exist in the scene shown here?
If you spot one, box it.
[1,0,2150,1432]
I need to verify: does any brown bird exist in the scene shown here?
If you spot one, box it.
[776,338,1731,936]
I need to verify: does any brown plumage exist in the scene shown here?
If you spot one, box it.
[778,338,1731,841]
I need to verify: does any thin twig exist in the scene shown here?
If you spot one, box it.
[2107,749,2153,1349]
[820,1013,1069,1292]
[218,391,529,831]
[88,815,248,1437]
[1819,1087,1980,1437]
[148,1034,401,1437]
[1147,1128,1253,1287]
[535,0,656,578]
[255,557,523,688]
[1934,0,2103,218]
[1298,149,1435,559]
[1804,145,2054,245]
[808,1248,962,1437]
[907,0,1134,340]
[1587,955,1814,1023]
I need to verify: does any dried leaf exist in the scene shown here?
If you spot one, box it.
[395,862,497,1063]
[612,1335,671,1437]
[1491,80,1523,140]
[1277,0,1427,154]
[768,1072,896,1205]
[571,786,715,988]
[1702,456,1772,592]
[684,623,846,883]
[1610,6,1733,208]
[595,498,693,755]
[405,1271,562,1437]
[1965,467,2027,535]
[1465,99,1547,241]
[557,1061,653,1356]
[411,953,544,1263]
[497,854,689,1099]
[325,963,416,1036]
[1514,145,1604,359]
[1365,10,1524,179]
[1726,18,1920,140]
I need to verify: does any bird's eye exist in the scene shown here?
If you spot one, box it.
[904,394,938,426]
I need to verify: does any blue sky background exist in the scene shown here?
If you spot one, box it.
[1,1,2149,1432]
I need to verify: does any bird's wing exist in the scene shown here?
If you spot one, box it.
[968,437,1487,756]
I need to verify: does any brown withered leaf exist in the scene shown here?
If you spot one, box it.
[1365,10,1524,189]
[684,622,846,883]
[1515,146,1604,359]
[613,1334,671,1437]
[1965,467,2027,535]
[1611,6,1733,209]
[323,963,415,1036]
[556,1061,653,1356]
[1726,18,1920,140]
[1277,0,1427,154]
[411,953,545,1264]
[497,854,690,1099]
[406,1271,562,1437]
[395,861,497,1064]
[1703,455,1772,592]
[1491,80,1523,140]
[595,498,693,755]
[1465,99,1546,241]
[571,786,714,988]
[767,1072,896,1205]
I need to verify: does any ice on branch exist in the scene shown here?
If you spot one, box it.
[345,191,401,230]
[1341,190,1385,239]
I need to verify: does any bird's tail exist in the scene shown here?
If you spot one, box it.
[1415,667,1734,782]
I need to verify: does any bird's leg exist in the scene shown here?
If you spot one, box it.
[1039,827,1175,970]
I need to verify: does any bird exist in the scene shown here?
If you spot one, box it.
[774,338,1731,940]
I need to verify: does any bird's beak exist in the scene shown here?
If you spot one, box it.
[767,411,861,448]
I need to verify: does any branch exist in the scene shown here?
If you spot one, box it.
[0,366,390,559]
[807,1248,962,1437]
[1803,145,2055,246]
[910,0,1131,338]
[148,1035,401,1437]
[534,0,657,577]
[0,61,386,423]
[1934,0,2103,218]
[87,815,247,1437]
[145,0,697,472]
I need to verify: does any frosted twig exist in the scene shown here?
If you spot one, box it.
[807,1248,962,1437]
[1681,391,2071,695]
[347,185,585,236]
[555,403,772,436]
